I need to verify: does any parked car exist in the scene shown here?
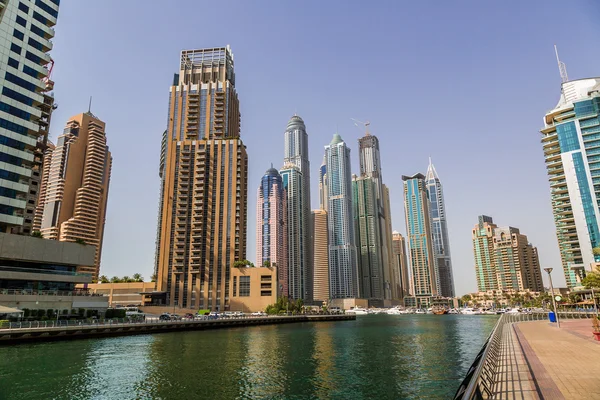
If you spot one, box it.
[251,311,267,317]
[170,314,182,321]
[159,313,171,321]
[183,313,194,320]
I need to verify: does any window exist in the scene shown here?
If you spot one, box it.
[239,276,250,297]
[25,51,42,65]
[22,65,39,79]
[0,117,30,136]
[2,87,34,107]
[5,72,37,92]
[30,25,46,39]
[7,58,19,69]
[28,38,43,51]
[35,0,58,18]
[18,2,29,13]
[16,15,27,27]
[32,11,47,25]
[13,29,24,41]
[261,291,272,297]
[232,276,237,296]
[10,43,22,55]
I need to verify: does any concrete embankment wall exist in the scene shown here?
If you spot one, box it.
[0,315,355,345]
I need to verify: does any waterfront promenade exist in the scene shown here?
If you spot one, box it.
[0,314,355,345]
[457,314,600,399]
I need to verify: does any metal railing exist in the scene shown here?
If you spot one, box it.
[0,289,103,297]
[454,311,596,399]
[0,312,346,331]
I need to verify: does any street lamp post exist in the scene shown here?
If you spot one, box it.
[544,267,560,328]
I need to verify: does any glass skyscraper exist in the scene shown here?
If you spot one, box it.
[325,133,358,298]
[279,163,302,299]
[425,159,455,297]
[403,173,439,308]
[0,0,58,232]
[256,167,287,296]
[540,77,600,287]
[282,115,311,301]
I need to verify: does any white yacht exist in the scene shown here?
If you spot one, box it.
[415,309,426,314]
[347,306,369,315]
[386,307,403,315]
[461,308,477,315]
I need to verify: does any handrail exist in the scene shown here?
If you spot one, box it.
[0,289,103,297]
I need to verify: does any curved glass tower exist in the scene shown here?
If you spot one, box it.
[256,167,287,296]
[282,115,311,300]
[325,133,358,298]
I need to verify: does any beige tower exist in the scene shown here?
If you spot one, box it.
[155,47,248,311]
[392,231,410,298]
[311,209,329,302]
[34,112,112,279]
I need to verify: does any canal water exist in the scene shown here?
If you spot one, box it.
[0,315,497,400]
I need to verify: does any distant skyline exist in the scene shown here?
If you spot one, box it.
[48,1,600,294]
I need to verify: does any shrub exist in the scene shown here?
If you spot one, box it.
[23,308,30,318]
[0,320,9,328]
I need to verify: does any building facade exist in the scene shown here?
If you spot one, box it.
[0,0,58,232]
[540,76,600,287]
[352,175,384,299]
[34,113,112,280]
[311,209,329,302]
[403,173,438,308]
[319,156,327,212]
[425,159,455,297]
[472,215,544,292]
[279,163,302,299]
[282,115,311,301]
[230,265,277,313]
[325,133,357,298]
[256,167,286,297]
[155,47,248,311]
[392,231,410,298]
[382,184,397,299]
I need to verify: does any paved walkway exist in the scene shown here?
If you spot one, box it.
[513,320,600,399]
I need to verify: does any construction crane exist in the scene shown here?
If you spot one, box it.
[350,118,370,136]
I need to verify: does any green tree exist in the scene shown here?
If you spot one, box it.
[110,276,121,283]
[99,275,109,283]
[582,266,600,289]
[132,273,143,282]
[75,238,86,245]
[460,294,471,306]
[122,276,133,283]
[31,231,43,238]
[151,274,157,282]
[262,260,271,268]
[593,247,600,256]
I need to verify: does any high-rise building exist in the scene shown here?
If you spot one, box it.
[425,159,455,297]
[356,131,395,300]
[34,112,112,279]
[540,72,600,287]
[311,209,329,302]
[392,231,410,298]
[282,115,311,301]
[325,133,358,298]
[0,0,58,232]
[319,156,327,212]
[155,47,248,311]
[403,173,438,308]
[256,167,286,296]
[472,215,544,292]
[352,175,384,299]
[382,184,397,299]
[280,163,303,299]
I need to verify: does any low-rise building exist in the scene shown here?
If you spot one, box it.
[82,282,156,307]
[0,232,108,312]
[230,266,277,313]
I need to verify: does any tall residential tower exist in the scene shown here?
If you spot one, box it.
[540,68,600,287]
[425,159,455,297]
[155,47,248,311]
[282,115,311,301]
[403,173,438,308]
[34,112,112,279]
[325,133,358,298]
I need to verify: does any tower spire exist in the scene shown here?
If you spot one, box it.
[554,44,569,83]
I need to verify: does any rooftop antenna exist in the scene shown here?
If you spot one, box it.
[350,118,370,136]
[554,44,569,83]
[88,96,92,113]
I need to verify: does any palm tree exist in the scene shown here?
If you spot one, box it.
[132,273,143,282]
[122,276,133,283]
[262,260,271,268]
[99,275,109,283]
[151,274,157,282]
[460,294,471,306]
[110,276,121,283]
[31,231,43,238]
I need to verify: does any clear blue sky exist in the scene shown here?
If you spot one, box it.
[49,1,600,295]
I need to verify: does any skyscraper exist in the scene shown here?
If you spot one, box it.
[392,231,410,298]
[325,133,358,298]
[155,47,248,311]
[403,173,438,308]
[34,113,112,279]
[382,184,398,298]
[280,163,303,299]
[311,209,329,302]
[352,175,384,299]
[425,159,455,297]
[0,0,58,232]
[540,70,600,287]
[472,215,543,292]
[319,156,328,212]
[356,130,395,300]
[256,167,287,296]
[282,115,311,301]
